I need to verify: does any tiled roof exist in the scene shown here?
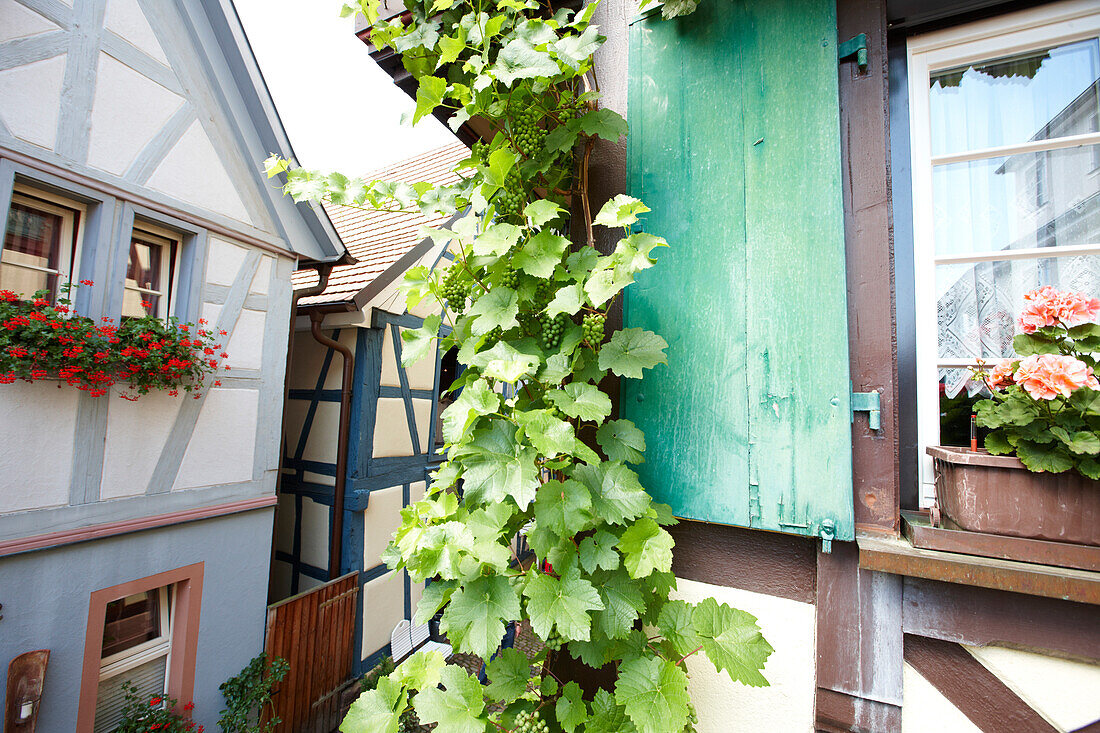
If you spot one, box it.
[294,141,470,306]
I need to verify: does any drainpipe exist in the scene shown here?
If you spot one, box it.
[270,265,332,602]
[309,310,354,580]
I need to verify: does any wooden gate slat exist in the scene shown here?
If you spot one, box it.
[264,573,358,733]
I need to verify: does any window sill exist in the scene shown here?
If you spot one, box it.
[856,532,1100,605]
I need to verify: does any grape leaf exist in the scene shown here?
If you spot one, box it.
[493,38,559,85]
[514,409,576,457]
[547,382,612,422]
[556,681,588,732]
[534,479,593,537]
[545,282,586,318]
[597,419,646,463]
[551,25,601,70]
[400,314,442,367]
[656,600,698,657]
[413,665,487,733]
[586,689,636,733]
[513,231,570,278]
[523,567,604,641]
[457,421,540,507]
[617,517,674,579]
[573,462,650,525]
[468,287,519,336]
[441,575,521,660]
[585,256,634,307]
[579,528,620,572]
[484,147,519,189]
[340,676,406,733]
[599,328,668,378]
[393,649,446,690]
[615,656,691,733]
[486,647,531,705]
[473,223,522,256]
[413,75,447,124]
[468,340,540,383]
[442,378,501,443]
[414,579,456,625]
[524,199,564,228]
[593,568,646,639]
[577,107,628,141]
[691,597,772,687]
[594,194,650,228]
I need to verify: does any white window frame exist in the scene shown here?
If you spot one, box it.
[124,220,182,320]
[1,185,87,301]
[98,586,172,683]
[907,0,1100,502]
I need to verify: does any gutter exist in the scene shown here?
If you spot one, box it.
[309,310,355,580]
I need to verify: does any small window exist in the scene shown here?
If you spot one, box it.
[123,222,180,319]
[94,587,172,733]
[0,187,84,302]
[907,7,1100,501]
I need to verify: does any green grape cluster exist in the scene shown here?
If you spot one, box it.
[540,313,569,351]
[472,139,488,164]
[683,701,699,732]
[441,267,470,313]
[559,97,586,121]
[501,264,518,289]
[513,106,545,158]
[583,312,605,347]
[496,172,525,217]
[542,635,563,652]
[533,280,555,308]
[512,709,550,733]
[485,325,504,345]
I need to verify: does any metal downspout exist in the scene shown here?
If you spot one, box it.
[309,310,355,580]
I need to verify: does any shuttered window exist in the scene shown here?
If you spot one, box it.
[623,0,854,541]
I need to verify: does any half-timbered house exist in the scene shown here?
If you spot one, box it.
[356,0,1100,730]
[273,141,469,676]
[0,0,345,730]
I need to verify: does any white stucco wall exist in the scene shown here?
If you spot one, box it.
[670,578,817,733]
[902,663,981,733]
[0,382,79,513]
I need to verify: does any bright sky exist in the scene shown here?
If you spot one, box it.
[233,0,455,176]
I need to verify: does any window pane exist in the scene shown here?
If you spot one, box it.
[930,39,1100,156]
[102,591,161,657]
[124,238,164,318]
[932,144,1100,256]
[936,254,1100,396]
[0,202,62,298]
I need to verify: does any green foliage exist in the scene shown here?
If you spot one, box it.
[218,653,289,733]
[271,0,770,729]
[360,656,396,692]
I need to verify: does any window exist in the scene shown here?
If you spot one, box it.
[907,3,1100,501]
[123,222,180,319]
[94,587,172,733]
[78,564,202,733]
[0,187,85,302]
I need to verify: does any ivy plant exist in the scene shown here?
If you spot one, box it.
[266,0,772,730]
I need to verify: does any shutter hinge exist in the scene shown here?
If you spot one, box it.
[851,388,881,431]
[838,33,868,71]
[819,519,836,554]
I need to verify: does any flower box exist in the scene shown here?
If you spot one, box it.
[928,445,1100,547]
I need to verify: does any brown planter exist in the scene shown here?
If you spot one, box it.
[928,446,1100,547]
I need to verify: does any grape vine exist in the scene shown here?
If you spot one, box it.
[266,0,771,730]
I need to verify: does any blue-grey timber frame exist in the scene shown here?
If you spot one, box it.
[280,309,452,673]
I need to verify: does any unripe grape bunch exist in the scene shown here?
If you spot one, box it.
[512,709,550,733]
[540,313,569,351]
[500,264,518,289]
[495,171,525,218]
[583,312,605,348]
[513,106,545,158]
[441,267,470,313]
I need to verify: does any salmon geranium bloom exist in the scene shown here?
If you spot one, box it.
[1017,286,1100,333]
[1013,354,1100,400]
[987,358,1016,390]
[1054,290,1100,327]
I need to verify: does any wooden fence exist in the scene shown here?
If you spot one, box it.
[265,572,359,733]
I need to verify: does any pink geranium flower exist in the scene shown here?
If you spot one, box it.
[987,358,1016,390]
[1017,286,1100,333]
[1013,354,1100,400]
[1054,291,1100,327]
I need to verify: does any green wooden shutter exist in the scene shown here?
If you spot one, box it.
[623,0,854,542]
